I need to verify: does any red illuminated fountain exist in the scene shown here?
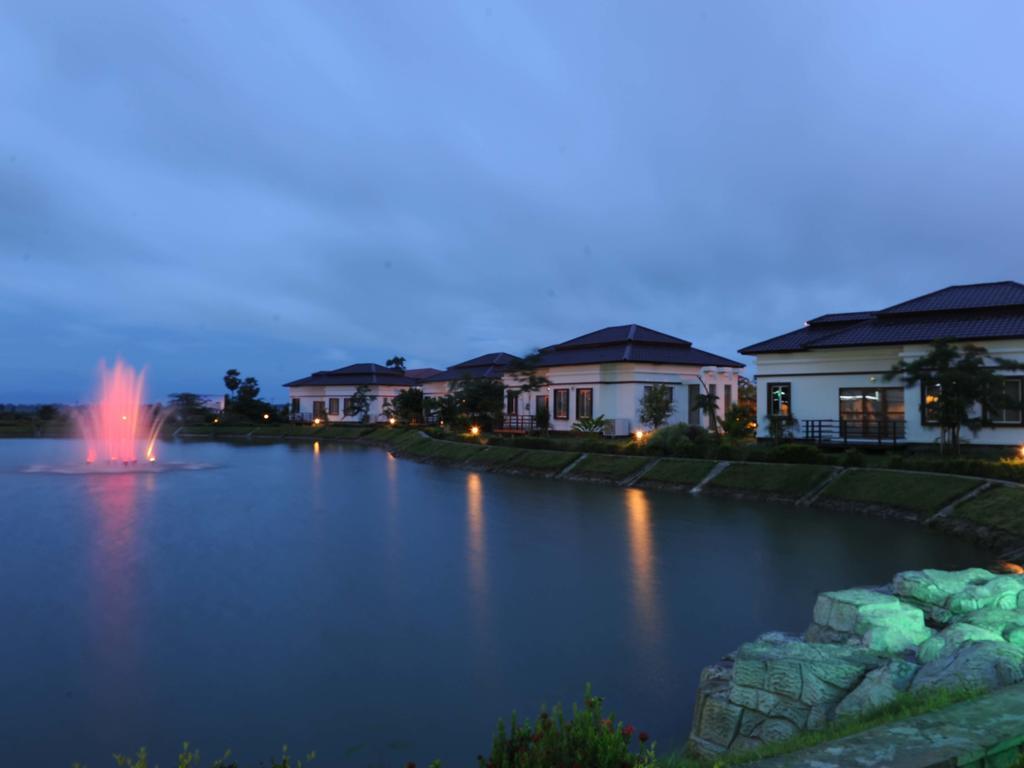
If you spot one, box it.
[78,360,167,467]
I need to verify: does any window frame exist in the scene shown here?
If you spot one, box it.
[767,382,792,418]
[576,388,594,420]
[553,389,570,420]
[328,397,340,416]
[643,384,673,402]
[343,397,355,416]
[921,382,942,426]
[989,377,1024,425]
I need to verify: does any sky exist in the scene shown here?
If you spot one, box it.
[2,1,1024,403]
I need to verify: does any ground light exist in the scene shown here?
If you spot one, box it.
[470,425,480,436]
[313,418,321,426]
[263,413,270,420]
[634,429,645,441]
[389,417,396,425]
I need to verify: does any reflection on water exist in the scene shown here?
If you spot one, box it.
[466,472,486,598]
[625,488,663,654]
[84,473,142,700]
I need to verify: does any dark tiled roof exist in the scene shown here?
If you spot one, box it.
[422,352,520,383]
[879,281,1024,315]
[537,324,742,368]
[740,281,1024,355]
[285,363,416,388]
[404,368,443,381]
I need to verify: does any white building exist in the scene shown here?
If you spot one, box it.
[284,364,439,423]
[419,353,520,399]
[740,281,1024,447]
[503,324,744,436]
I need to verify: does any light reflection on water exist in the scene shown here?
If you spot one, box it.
[0,439,995,767]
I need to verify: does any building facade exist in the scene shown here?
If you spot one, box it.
[284,364,435,423]
[740,282,1024,447]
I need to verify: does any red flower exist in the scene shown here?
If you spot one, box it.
[622,724,635,740]
[638,731,650,743]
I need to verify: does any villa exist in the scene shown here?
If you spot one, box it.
[284,364,439,423]
[740,281,1024,446]
[502,324,743,436]
[419,353,521,400]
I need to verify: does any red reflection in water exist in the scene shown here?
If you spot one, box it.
[77,360,165,465]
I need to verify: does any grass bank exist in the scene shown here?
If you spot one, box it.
[635,458,716,487]
[707,462,833,498]
[820,469,982,516]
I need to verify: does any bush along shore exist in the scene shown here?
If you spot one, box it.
[176,424,1024,561]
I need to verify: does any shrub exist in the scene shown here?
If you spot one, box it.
[573,415,608,434]
[765,443,823,464]
[645,424,712,458]
[842,449,866,468]
[480,687,654,768]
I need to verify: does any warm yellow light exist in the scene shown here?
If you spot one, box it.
[1019,445,1024,459]
[313,417,321,426]
[634,430,645,441]
[263,413,270,420]
[213,418,219,424]
[470,425,480,436]
[389,417,396,425]
[313,440,320,455]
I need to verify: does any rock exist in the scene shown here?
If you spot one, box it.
[834,659,919,719]
[911,641,1024,693]
[917,623,1007,663]
[698,696,743,748]
[953,607,1024,644]
[947,575,1024,614]
[892,568,995,607]
[811,587,932,653]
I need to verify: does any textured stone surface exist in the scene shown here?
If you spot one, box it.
[746,682,1024,768]
[688,568,1024,758]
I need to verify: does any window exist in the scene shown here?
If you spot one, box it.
[687,384,701,426]
[312,401,326,419]
[922,383,942,425]
[343,397,354,416]
[291,398,300,414]
[643,385,673,401]
[724,384,733,411]
[839,388,904,426]
[576,388,593,419]
[506,392,518,415]
[328,398,340,416]
[767,383,791,417]
[535,395,549,415]
[553,389,569,420]
[991,378,1023,424]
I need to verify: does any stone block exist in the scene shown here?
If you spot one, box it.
[732,658,765,688]
[761,717,800,743]
[699,697,743,747]
[728,685,760,710]
[834,659,919,719]
[738,708,766,737]
[917,623,1007,663]
[892,568,995,607]
[764,659,803,698]
[911,641,1024,693]
[948,575,1024,614]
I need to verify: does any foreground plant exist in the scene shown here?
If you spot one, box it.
[74,743,316,768]
[480,686,656,768]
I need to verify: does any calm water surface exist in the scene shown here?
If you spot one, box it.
[0,439,991,766]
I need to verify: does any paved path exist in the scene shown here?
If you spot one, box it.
[749,683,1024,768]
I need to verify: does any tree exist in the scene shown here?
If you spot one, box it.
[505,351,550,399]
[450,376,504,431]
[639,384,675,429]
[36,404,58,421]
[385,387,424,424]
[886,339,1024,455]
[696,390,721,433]
[721,403,756,438]
[169,393,213,423]
[237,377,260,402]
[224,369,241,397]
[738,376,757,410]
[347,384,375,423]
[385,356,406,372]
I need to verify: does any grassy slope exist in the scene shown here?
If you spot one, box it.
[822,469,981,515]
[567,454,650,480]
[467,446,525,466]
[710,463,833,497]
[954,485,1024,536]
[638,458,716,486]
[506,450,581,473]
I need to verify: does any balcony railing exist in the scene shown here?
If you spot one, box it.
[495,414,537,434]
[802,419,906,446]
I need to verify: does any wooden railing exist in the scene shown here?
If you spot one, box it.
[803,419,906,446]
[495,415,536,434]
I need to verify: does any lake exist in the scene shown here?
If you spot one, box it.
[0,438,991,766]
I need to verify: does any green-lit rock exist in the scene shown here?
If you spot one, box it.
[833,659,918,718]
[917,623,1007,663]
[910,641,1024,693]
[892,568,994,607]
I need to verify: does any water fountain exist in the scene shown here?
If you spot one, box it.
[77,359,166,467]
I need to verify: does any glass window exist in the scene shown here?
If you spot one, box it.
[291,398,300,414]
[576,389,593,419]
[312,401,326,419]
[553,389,569,420]
[991,378,1023,424]
[506,392,518,415]
[839,388,904,424]
[724,384,733,411]
[922,383,942,425]
[343,397,354,416]
[535,395,549,414]
[328,398,339,415]
[687,384,701,426]
[767,383,791,417]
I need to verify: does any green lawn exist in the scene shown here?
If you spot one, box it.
[402,437,483,462]
[710,463,833,497]
[506,450,581,473]
[567,454,650,481]
[637,458,716,487]
[821,469,981,514]
[953,485,1024,536]
[467,446,525,466]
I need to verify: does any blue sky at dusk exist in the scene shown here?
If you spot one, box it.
[3,1,1023,402]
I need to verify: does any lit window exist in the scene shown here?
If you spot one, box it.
[576,389,593,419]
[767,383,791,417]
[553,389,569,420]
